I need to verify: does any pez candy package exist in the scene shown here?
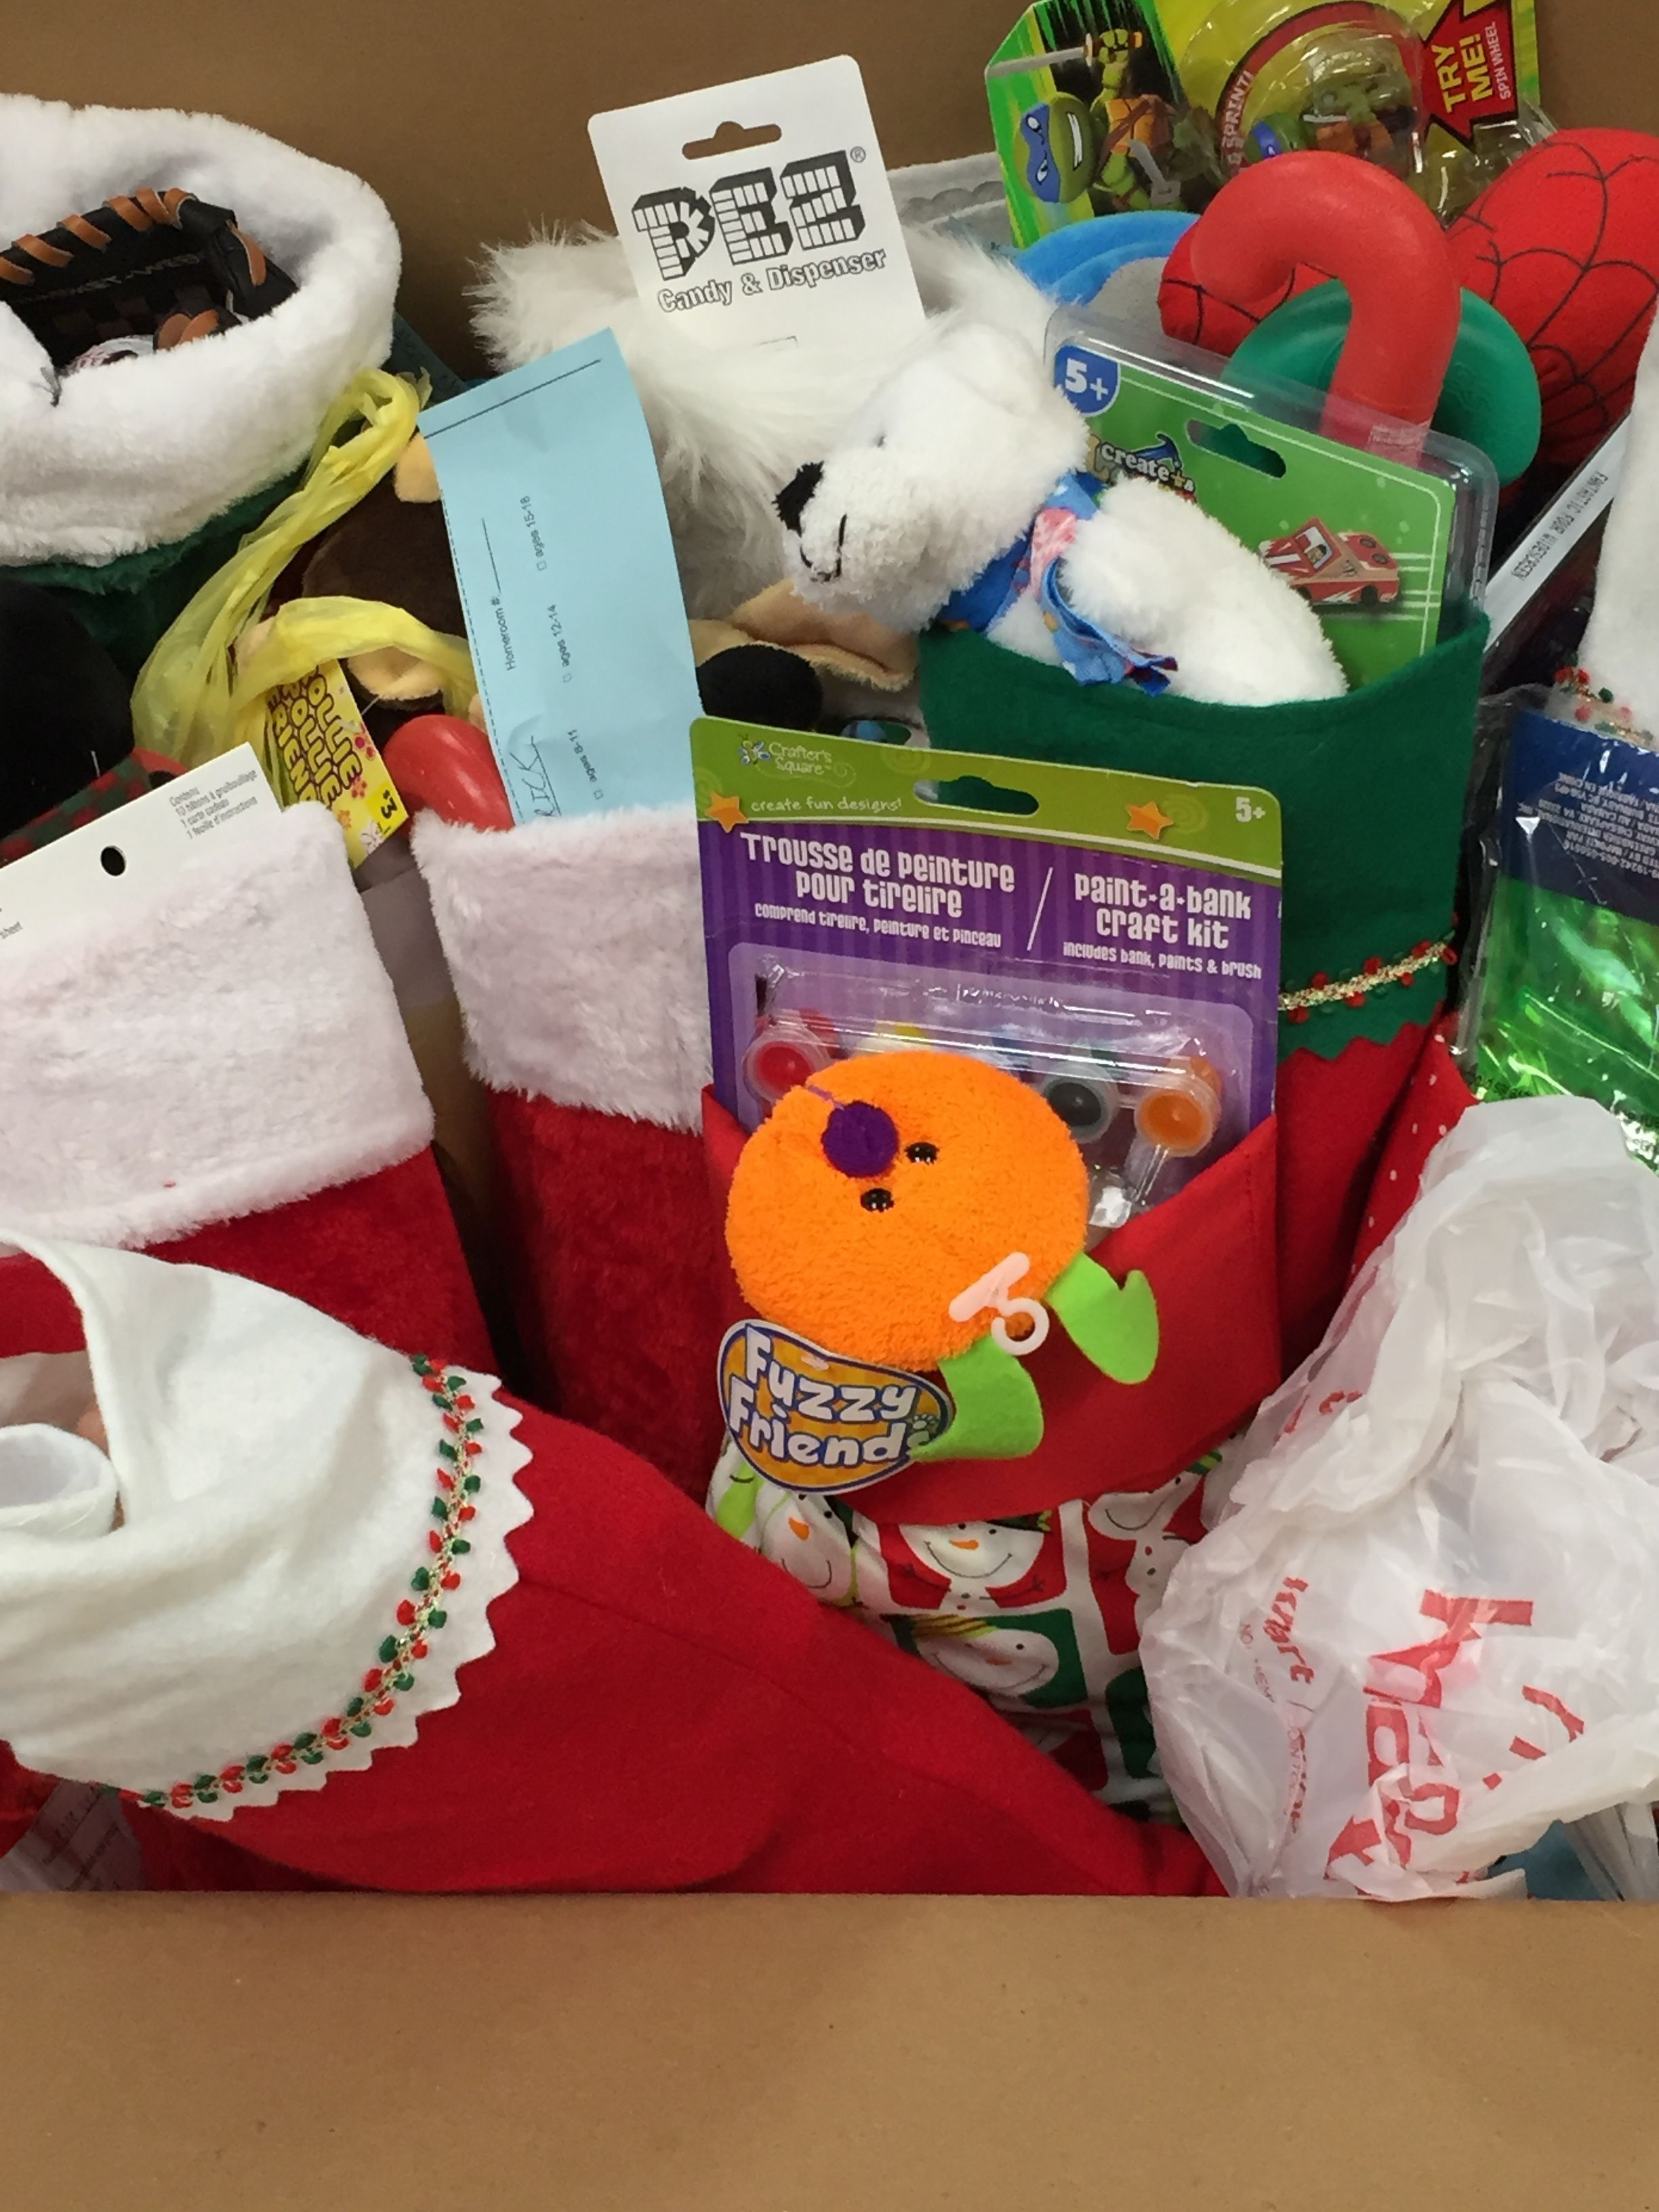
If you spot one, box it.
[694,717,1282,1229]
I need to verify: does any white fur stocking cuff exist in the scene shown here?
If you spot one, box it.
[0,807,432,1246]
[414,806,711,1131]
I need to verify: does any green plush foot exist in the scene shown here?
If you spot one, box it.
[711,1450,763,1539]
[1046,1252,1160,1384]
[914,1334,1046,1462]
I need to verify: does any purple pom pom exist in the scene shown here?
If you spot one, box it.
[820,1099,899,1180]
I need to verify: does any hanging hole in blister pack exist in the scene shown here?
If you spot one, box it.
[682,119,784,161]
[1185,417,1288,478]
[915,773,1042,817]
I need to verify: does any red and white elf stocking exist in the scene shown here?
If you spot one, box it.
[0,804,490,1366]
[0,1232,1218,1900]
[414,806,725,1495]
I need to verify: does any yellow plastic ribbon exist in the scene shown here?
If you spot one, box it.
[230,596,476,799]
[132,369,473,777]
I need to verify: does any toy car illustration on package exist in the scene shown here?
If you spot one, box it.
[1050,312,1495,686]
[1260,517,1401,607]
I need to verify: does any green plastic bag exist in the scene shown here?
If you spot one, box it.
[1467,702,1659,1166]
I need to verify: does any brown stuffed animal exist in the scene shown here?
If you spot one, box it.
[291,438,918,746]
[691,581,916,733]
[298,433,464,742]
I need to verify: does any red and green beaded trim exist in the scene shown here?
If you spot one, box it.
[1552,664,1647,743]
[1279,937,1456,1024]
[126,1356,484,1816]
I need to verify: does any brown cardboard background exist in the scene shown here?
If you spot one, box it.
[4,18,1658,2211]
[0,0,1645,371]
[7,1893,1659,2211]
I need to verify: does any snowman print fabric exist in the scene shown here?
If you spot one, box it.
[708,1447,1222,1815]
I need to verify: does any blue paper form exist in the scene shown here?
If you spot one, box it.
[419,331,699,820]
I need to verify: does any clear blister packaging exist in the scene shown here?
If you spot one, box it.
[1459,697,1659,1168]
[1156,0,1547,220]
[735,951,1252,1231]
[693,719,1283,1232]
[1047,308,1497,688]
[1227,16,1427,181]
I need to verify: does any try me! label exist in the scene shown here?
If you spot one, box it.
[720,1321,951,1494]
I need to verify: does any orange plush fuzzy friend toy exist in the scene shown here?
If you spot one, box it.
[725,1051,1160,1460]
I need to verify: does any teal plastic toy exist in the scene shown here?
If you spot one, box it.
[1233,280,1542,485]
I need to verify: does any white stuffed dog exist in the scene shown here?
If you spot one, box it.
[775,323,1345,708]
[472,223,1051,619]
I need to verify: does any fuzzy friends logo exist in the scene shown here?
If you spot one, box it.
[719,1321,950,1496]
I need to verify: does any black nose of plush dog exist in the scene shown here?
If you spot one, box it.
[775,459,824,537]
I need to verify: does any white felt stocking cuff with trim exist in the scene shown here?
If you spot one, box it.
[0,95,399,564]
[0,1232,531,1818]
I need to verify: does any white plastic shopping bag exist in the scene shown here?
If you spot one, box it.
[1142,1097,1659,1899]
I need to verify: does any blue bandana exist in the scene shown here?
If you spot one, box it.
[939,472,1176,693]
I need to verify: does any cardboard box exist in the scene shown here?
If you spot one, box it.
[7,1891,1659,2209]
[5,15,1658,2208]
[0,0,1639,369]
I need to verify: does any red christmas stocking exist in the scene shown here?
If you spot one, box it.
[915,620,1488,1387]
[0,1232,1218,1900]
[0,804,490,1364]
[0,1747,53,1864]
[414,807,726,1496]
[680,625,1486,1823]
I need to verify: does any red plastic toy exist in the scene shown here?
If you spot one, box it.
[382,714,513,832]
[1185,152,1460,451]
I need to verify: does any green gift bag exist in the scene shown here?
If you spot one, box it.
[916,620,1487,1365]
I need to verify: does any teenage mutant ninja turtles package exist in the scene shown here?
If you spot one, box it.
[989,0,1544,243]
[987,0,1227,247]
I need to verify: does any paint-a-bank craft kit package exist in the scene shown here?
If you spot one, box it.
[694,716,1282,1233]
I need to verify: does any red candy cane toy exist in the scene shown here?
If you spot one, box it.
[1187,152,1461,460]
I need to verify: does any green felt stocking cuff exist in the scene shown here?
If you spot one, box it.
[9,474,302,682]
[918,1333,1046,1462]
[917,619,1486,1060]
[1046,1253,1160,1383]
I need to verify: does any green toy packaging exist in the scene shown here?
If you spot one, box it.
[1051,312,1495,687]
[1465,703,1659,1168]
[987,0,1225,246]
